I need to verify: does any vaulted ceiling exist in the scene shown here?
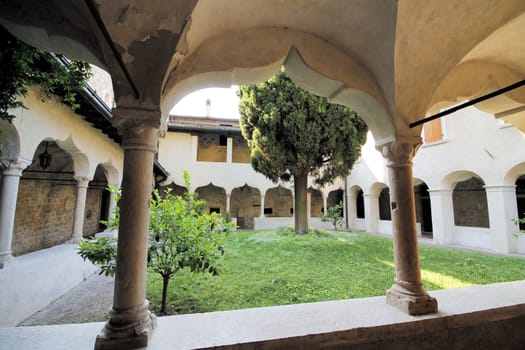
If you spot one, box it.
[2,0,525,143]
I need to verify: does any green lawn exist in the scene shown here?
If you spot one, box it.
[146,229,525,315]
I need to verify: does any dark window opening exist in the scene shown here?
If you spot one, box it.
[264,208,273,215]
[356,190,365,218]
[219,135,227,147]
[210,207,220,214]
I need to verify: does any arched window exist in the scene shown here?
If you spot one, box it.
[379,187,391,220]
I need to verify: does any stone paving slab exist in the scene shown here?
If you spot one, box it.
[20,273,114,326]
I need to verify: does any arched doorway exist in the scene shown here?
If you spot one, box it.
[308,188,323,217]
[414,182,433,236]
[195,183,227,214]
[356,188,365,219]
[231,184,260,229]
[378,187,391,221]
[515,175,525,230]
[85,165,110,236]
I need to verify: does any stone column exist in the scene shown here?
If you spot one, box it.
[226,192,231,213]
[428,189,454,245]
[259,194,265,218]
[485,185,518,254]
[381,138,437,315]
[346,191,356,230]
[364,193,379,233]
[70,176,90,243]
[322,194,328,215]
[226,137,233,164]
[191,135,198,162]
[0,160,30,268]
[95,109,159,350]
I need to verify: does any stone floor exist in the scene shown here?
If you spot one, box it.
[20,273,114,326]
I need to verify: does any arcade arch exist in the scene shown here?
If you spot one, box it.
[195,183,227,214]
[230,184,260,229]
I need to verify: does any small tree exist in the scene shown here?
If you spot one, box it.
[321,201,345,231]
[78,172,234,314]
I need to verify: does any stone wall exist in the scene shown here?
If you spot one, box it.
[265,187,293,217]
[83,188,103,236]
[13,179,76,255]
[197,134,227,162]
[453,178,489,228]
[309,189,323,217]
[196,184,226,214]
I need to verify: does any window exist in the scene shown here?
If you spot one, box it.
[423,118,443,143]
[219,135,227,147]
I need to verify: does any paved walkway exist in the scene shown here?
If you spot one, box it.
[20,273,114,326]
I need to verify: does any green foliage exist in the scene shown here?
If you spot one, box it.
[0,26,91,122]
[238,69,368,186]
[77,172,234,314]
[321,201,345,230]
[512,216,525,237]
[77,237,117,277]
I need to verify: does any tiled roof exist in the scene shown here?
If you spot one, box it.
[167,115,242,134]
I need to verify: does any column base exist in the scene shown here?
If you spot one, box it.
[0,252,14,269]
[69,237,83,244]
[386,285,438,315]
[94,307,157,350]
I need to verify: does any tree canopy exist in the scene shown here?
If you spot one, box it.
[238,69,368,233]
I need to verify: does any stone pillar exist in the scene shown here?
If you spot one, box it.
[226,137,233,164]
[322,194,328,215]
[381,138,437,315]
[95,109,159,350]
[428,189,454,245]
[0,160,30,268]
[191,135,198,162]
[346,191,356,230]
[364,193,379,233]
[485,185,518,253]
[259,194,265,218]
[70,176,90,243]
[226,192,231,213]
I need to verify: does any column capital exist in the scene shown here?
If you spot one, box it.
[379,136,422,167]
[2,159,31,176]
[74,176,91,188]
[113,107,162,152]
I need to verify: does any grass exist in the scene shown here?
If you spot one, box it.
[146,228,525,315]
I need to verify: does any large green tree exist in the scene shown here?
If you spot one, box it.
[238,70,368,234]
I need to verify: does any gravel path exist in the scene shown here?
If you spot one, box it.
[20,273,114,326]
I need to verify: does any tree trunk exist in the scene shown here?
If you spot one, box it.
[294,174,308,234]
[161,274,170,314]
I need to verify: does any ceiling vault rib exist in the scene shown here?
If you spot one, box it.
[410,79,525,128]
[84,0,140,99]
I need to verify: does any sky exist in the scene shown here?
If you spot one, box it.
[171,86,240,119]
